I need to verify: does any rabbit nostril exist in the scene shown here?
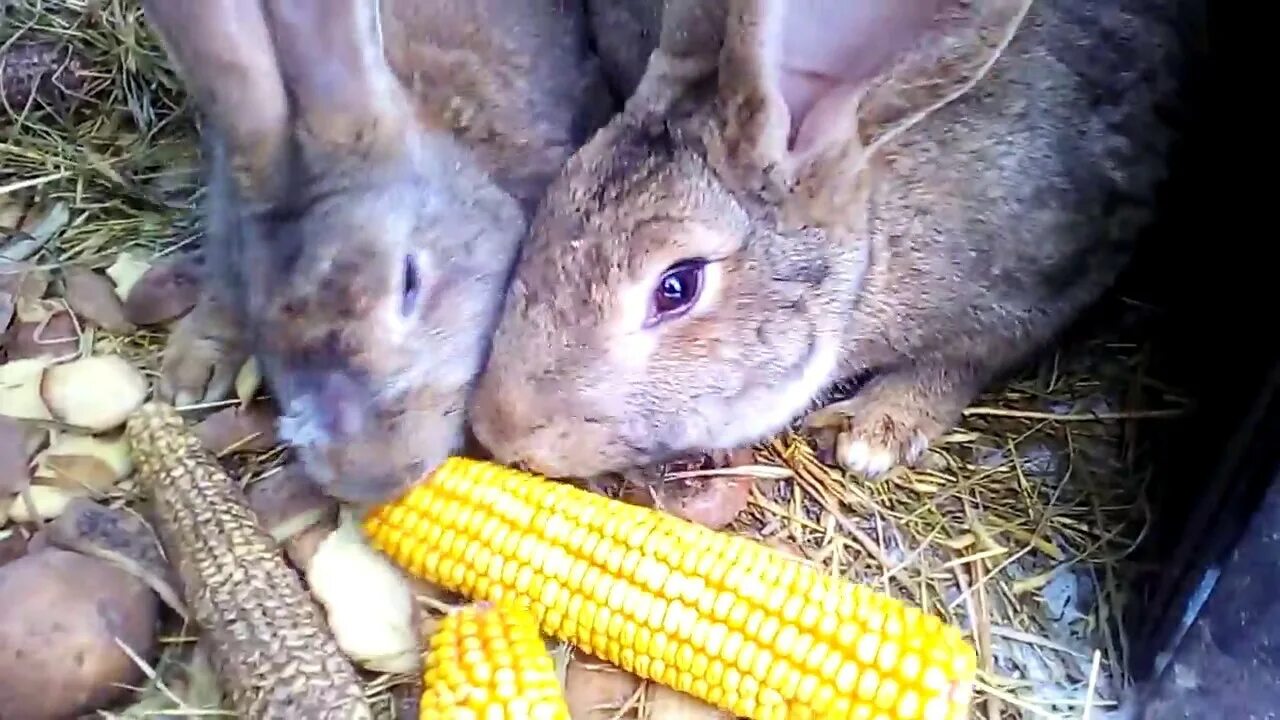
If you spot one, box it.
[400,254,421,317]
[307,372,369,439]
[329,398,365,438]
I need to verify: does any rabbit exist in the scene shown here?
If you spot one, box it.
[143,0,613,502]
[468,0,1191,480]
[584,0,664,101]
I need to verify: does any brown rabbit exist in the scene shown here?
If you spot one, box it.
[469,0,1190,480]
[143,0,612,502]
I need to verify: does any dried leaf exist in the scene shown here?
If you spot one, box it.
[193,402,279,454]
[0,292,13,336]
[645,684,735,719]
[0,261,49,299]
[245,465,338,562]
[7,484,85,522]
[41,354,149,432]
[0,357,53,421]
[32,430,132,494]
[763,535,808,561]
[645,452,757,529]
[0,233,46,263]
[13,296,58,324]
[564,648,643,720]
[62,266,135,333]
[0,197,26,230]
[2,307,79,361]
[1012,568,1062,596]
[0,40,87,109]
[43,498,188,620]
[0,416,43,496]
[36,454,117,493]
[656,475,754,530]
[0,529,26,567]
[0,263,50,348]
[18,199,70,244]
[103,251,152,300]
[122,253,201,325]
[235,356,262,406]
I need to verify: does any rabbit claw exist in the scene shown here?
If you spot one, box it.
[807,374,960,479]
[158,301,247,407]
[835,421,933,478]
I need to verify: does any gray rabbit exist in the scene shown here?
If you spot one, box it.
[470,0,1190,479]
[143,0,612,501]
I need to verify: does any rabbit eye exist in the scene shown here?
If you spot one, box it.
[649,259,706,324]
[400,254,421,317]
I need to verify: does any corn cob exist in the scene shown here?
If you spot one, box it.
[127,402,372,719]
[364,457,978,720]
[420,601,571,719]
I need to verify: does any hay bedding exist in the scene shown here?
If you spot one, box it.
[0,2,1182,718]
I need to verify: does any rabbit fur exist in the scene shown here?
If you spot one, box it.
[469,0,1192,480]
[143,0,613,501]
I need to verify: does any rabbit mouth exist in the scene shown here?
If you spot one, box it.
[277,392,461,503]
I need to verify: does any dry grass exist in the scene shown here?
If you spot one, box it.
[1,2,1184,718]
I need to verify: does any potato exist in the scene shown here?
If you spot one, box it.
[0,549,159,720]
[41,354,149,432]
[61,266,134,334]
[121,253,200,326]
[0,357,53,421]
[304,509,418,674]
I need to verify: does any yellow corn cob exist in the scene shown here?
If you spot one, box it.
[364,457,978,720]
[419,601,571,720]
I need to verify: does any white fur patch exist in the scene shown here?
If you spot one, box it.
[709,331,842,450]
[277,396,332,449]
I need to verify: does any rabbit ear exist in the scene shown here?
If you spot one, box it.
[141,0,289,196]
[263,0,412,163]
[715,0,1015,166]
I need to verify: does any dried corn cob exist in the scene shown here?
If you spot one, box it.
[420,601,571,719]
[364,457,978,720]
[127,402,372,719]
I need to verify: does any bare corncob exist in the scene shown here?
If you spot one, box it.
[420,601,571,719]
[126,402,372,719]
[364,457,978,720]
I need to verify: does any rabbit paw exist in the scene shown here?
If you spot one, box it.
[158,302,247,406]
[806,373,964,479]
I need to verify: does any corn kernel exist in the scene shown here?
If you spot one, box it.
[365,457,979,720]
[418,602,569,720]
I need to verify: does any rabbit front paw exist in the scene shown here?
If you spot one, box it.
[805,370,970,479]
[157,298,247,406]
